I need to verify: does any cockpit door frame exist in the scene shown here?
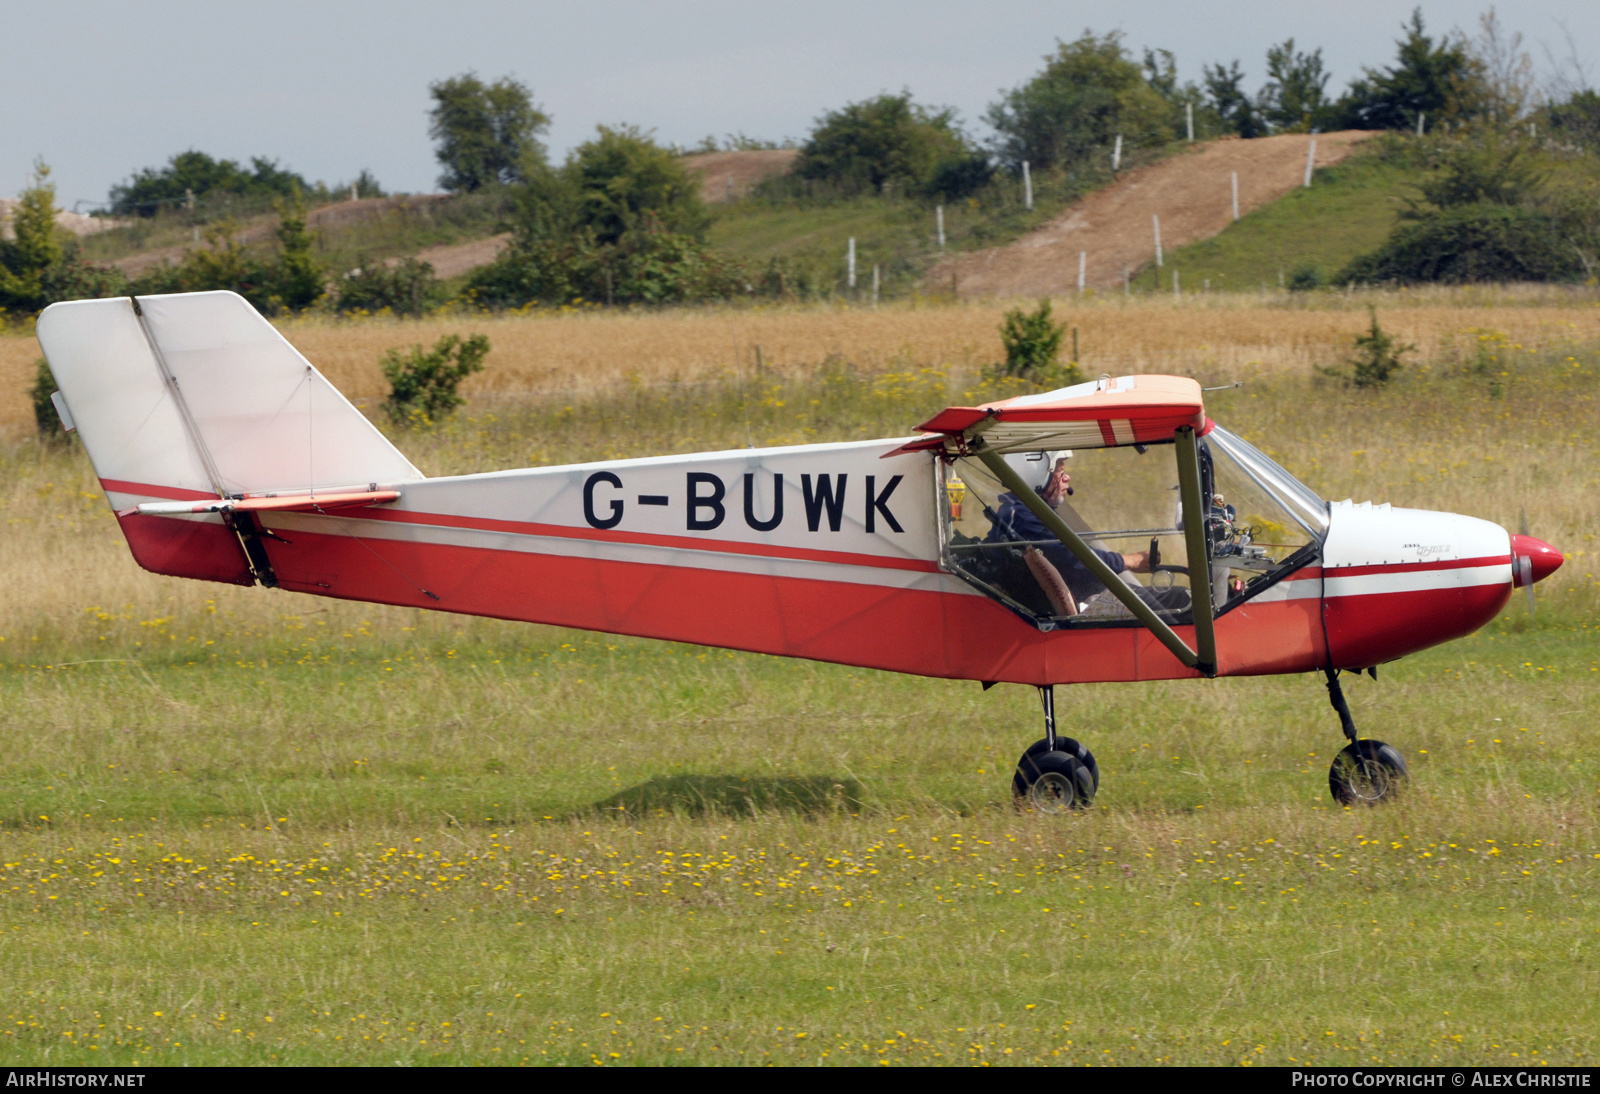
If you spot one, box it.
[974,427,1219,677]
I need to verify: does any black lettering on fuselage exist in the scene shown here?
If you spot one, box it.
[801,474,847,532]
[865,474,904,533]
[583,471,624,529]
[743,473,783,532]
[686,472,726,530]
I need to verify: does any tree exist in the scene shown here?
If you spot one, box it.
[1204,61,1265,138]
[1338,9,1484,130]
[1541,89,1600,152]
[0,163,64,313]
[108,151,311,217]
[483,126,738,308]
[1469,7,1535,127]
[987,31,1173,171]
[429,73,550,192]
[567,126,708,244]
[266,196,324,311]
[794,92,979,196]
[1260,40,1332,132]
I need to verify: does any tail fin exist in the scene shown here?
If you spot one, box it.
[37,291,422,585]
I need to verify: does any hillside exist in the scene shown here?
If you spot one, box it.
[932,131,1374,297]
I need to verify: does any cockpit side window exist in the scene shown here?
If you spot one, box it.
[939,434,1321,630]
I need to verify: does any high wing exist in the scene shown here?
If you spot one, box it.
[886,374,1207,456]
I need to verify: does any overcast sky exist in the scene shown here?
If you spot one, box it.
[5,0,1594,208]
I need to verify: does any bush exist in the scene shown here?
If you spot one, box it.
[128,205,330,315]
[1320,307,1414,388]
[992,300,1084,388]
[1339,204,1578,284]
[381,334,490,426]
[466,226,745,309]
[337,257,441,317]
[1287,263,1325,291]
[29,358,66,440]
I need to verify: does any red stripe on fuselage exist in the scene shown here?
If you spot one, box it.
[100,478,216,502]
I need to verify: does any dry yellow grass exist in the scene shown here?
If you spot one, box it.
[3,286,1598,435]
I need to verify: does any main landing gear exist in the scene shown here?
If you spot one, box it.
[1323,668,1408,806]
[1012,685,1099,813]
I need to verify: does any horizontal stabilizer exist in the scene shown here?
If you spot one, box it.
[133,490,400,517]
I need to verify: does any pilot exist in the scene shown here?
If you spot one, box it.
[985,453,1150,606]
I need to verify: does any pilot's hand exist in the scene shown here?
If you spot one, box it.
[1121,550,1151,573]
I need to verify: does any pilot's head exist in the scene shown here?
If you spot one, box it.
[1004,451,1074,511]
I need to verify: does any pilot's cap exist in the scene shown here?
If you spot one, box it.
[1002,450,1070,493]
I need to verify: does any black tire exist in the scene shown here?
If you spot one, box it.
[1328,739,1408,805]
[1013,736,1099,794]
[1013,751,1094,812]
[1013,739,1097,811]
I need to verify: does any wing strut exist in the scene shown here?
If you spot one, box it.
[1174,425,1218,674]
[975,444,1215,676]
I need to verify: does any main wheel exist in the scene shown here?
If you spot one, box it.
[1013,738,1098,812]
[1013,736,1099,795]
[1328,739,1407,805]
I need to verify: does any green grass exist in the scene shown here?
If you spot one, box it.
[1157,138,1416,293]
[1,320,1597,1065]
[0,624,1596,1065]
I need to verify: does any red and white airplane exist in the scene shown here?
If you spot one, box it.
[37,291,1564,810]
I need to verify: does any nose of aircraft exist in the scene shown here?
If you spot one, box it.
[1510,534,1563,588]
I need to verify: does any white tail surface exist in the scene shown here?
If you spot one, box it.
[36,291,422,499]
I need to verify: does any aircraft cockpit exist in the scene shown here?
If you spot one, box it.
[938,424,1326,631]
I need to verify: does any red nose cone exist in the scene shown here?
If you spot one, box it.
[1511,534,1563,587]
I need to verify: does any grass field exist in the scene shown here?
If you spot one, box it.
[1,293,1597,1065]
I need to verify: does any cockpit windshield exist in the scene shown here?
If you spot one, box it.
[939,425,1326,631]
[1205,425,1329,538]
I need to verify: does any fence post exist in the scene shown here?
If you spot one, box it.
[847,237,856,290]
[1153,215,1163,268]
[1022,161,1033,210]
[936,205,945,249]
[1303,139,1317,188]
[1112,134,1123,174]
[1231,171,1239,221]
[872,264,880,309]
[1416,112,1426,136]
[1186,102,1194,142]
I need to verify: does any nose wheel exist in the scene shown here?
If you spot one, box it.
[1012,686,1099,812]
[1323,669,1406,805]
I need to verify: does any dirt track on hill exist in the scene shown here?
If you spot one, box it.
[933,131,1374,299]
[682,149,798,203]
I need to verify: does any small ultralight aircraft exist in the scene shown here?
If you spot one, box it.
[37,291,1564,810]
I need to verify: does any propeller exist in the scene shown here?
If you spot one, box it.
[1511,509,1563,615]
[1520,508,1536,616]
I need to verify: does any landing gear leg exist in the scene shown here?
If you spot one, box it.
[1322,668,1407,806]
[1012,685,1098,813]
